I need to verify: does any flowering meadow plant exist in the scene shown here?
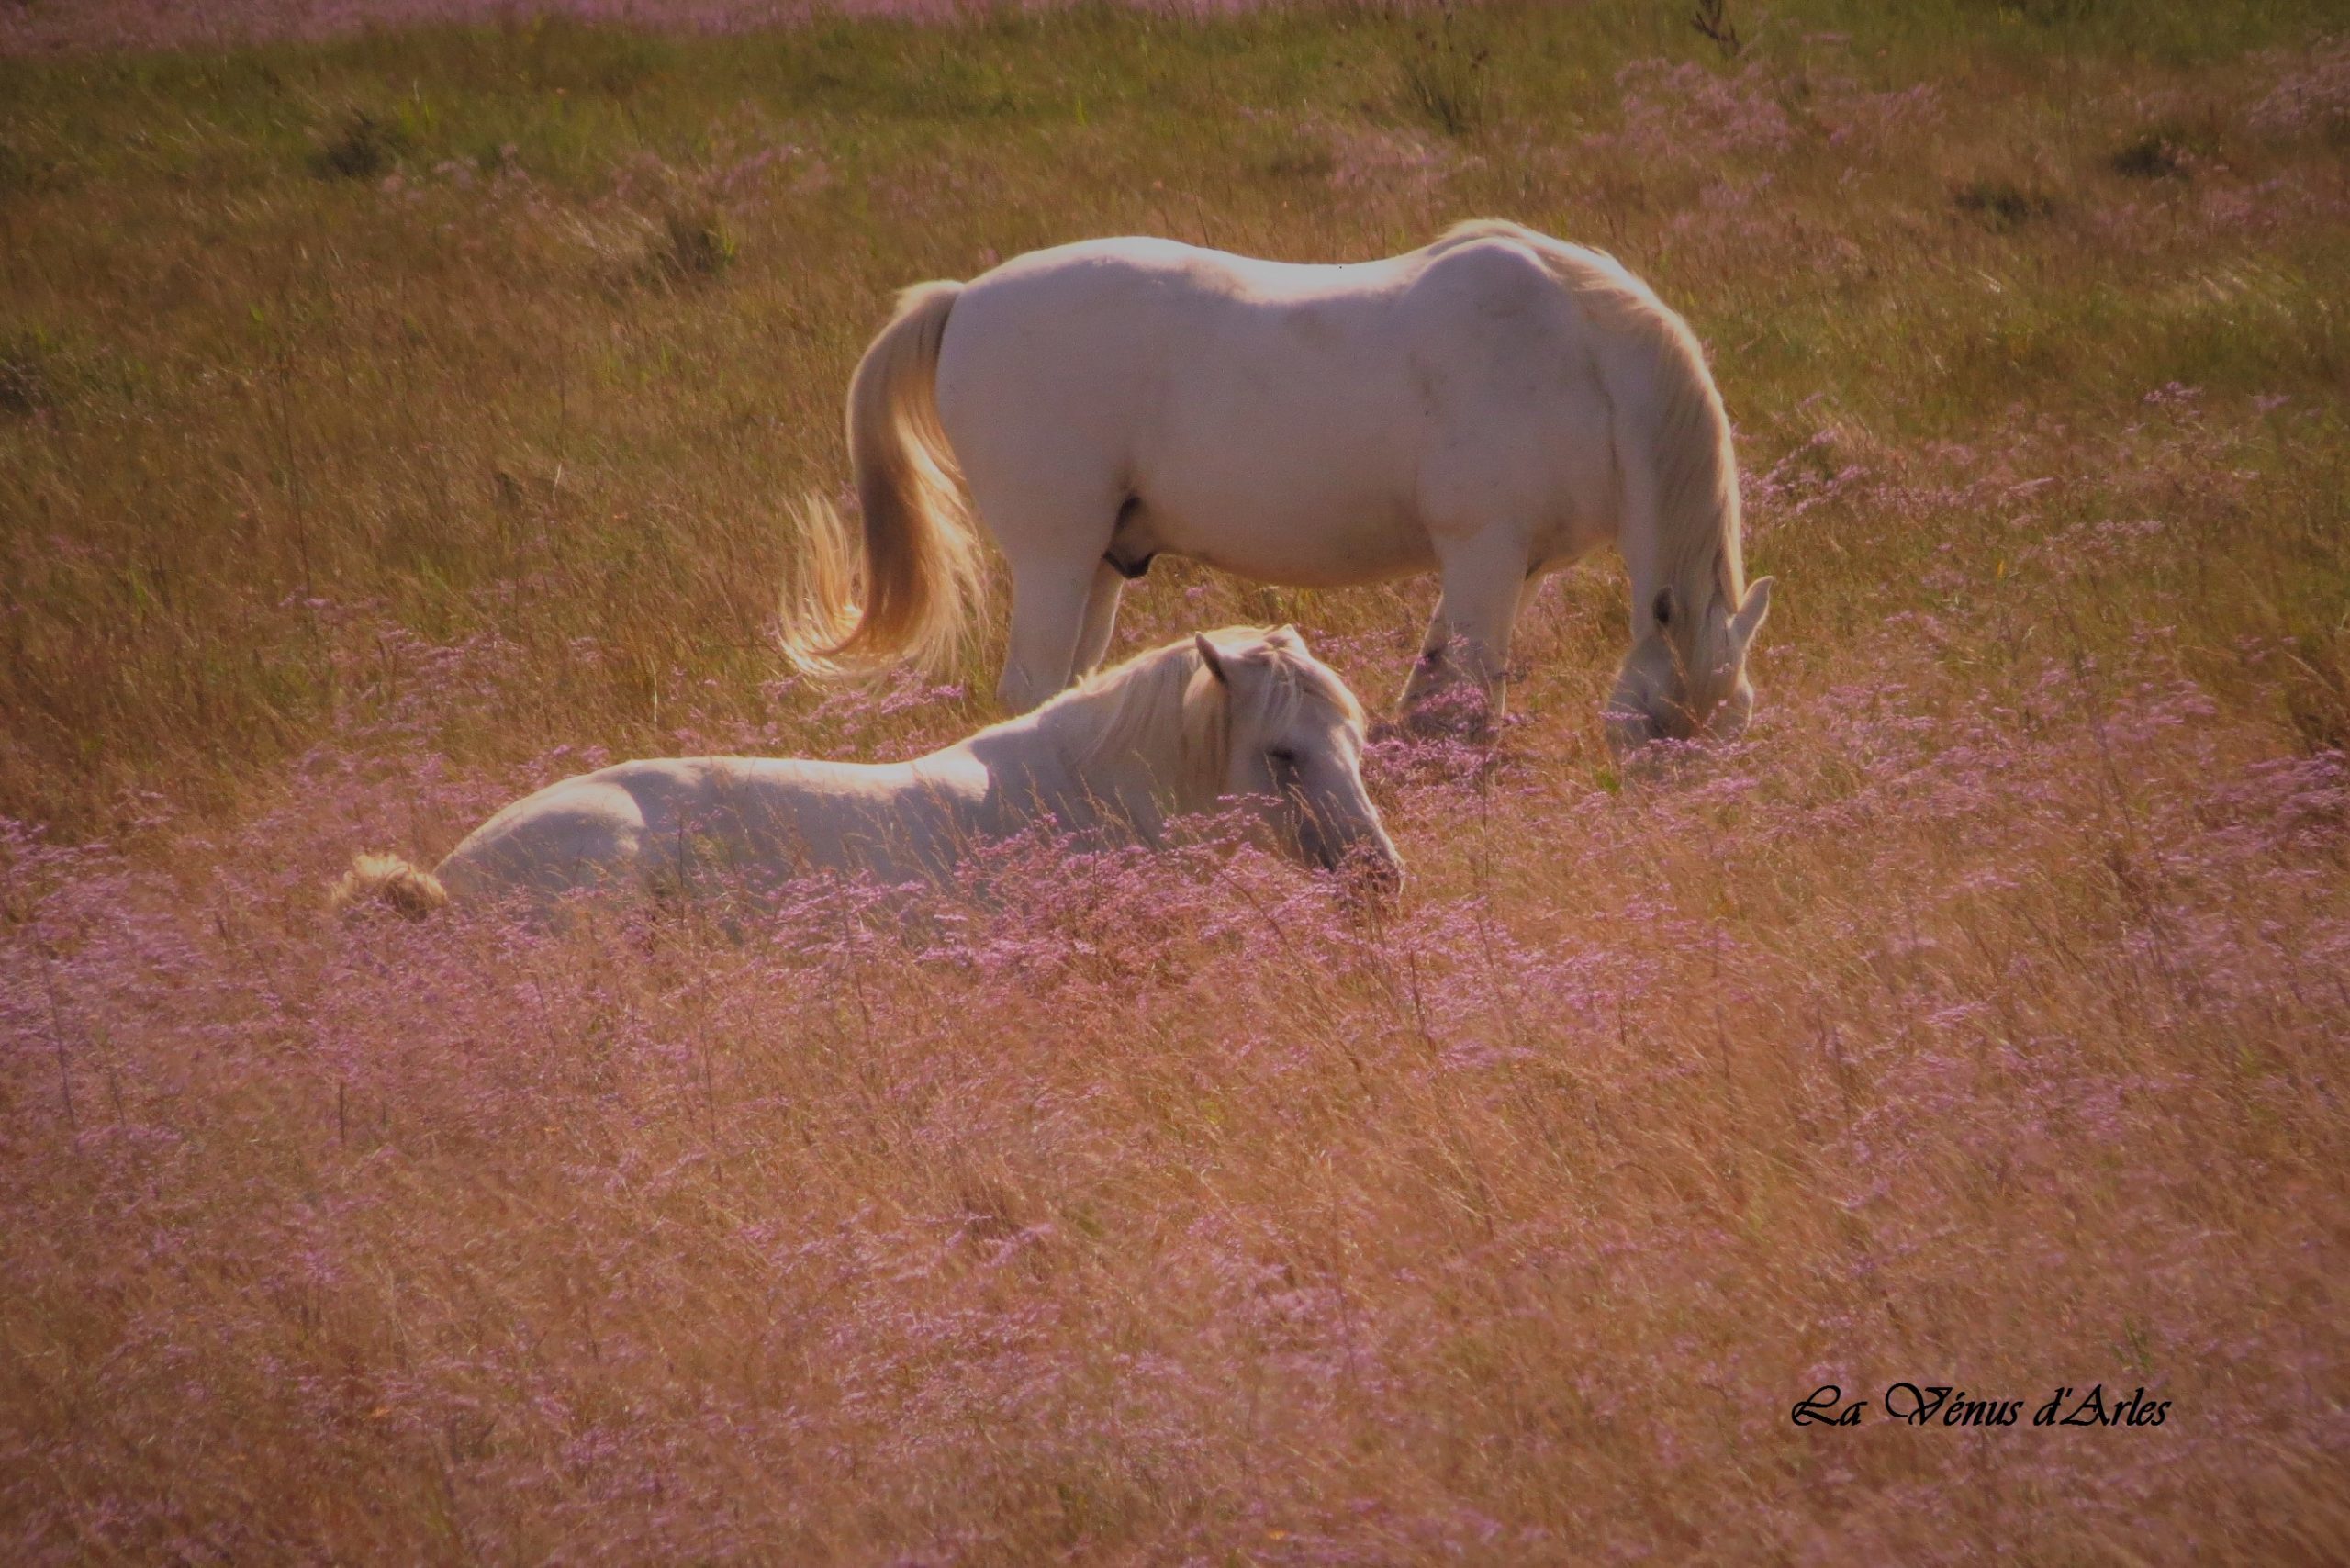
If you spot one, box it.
[4,2,2349,1561]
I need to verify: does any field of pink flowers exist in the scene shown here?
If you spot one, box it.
[5,1,2350,1561]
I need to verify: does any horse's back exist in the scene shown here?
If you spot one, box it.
[934,230,1620,580]
[435,756,952,902]
[935,238,1409,573]
[947,229,1592,344]
[930,235,1654,594]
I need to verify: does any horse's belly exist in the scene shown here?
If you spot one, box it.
[1159,504,1435,588]
[1134,411,1433,588]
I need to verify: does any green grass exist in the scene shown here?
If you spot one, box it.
[1,0,2345,836]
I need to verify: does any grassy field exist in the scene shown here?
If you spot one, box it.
[5,1,2349,1561]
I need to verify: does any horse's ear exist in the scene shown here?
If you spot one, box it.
[1193,633,1230,687]
[1731,577,1774,655]
[1270,622,1304,650]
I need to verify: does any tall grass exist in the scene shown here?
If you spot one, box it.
[3,3,2348,1561]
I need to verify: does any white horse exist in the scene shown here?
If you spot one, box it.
[334,626,1401,918]
[783,218,1773,749]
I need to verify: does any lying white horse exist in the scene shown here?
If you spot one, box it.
[783,218,1772,749]
[335,625,1401,917]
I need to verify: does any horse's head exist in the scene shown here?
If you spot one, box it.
[1605,577,1774,754]
[1192,627,1404,897]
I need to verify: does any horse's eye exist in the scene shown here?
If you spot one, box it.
[1267,747,1298,767]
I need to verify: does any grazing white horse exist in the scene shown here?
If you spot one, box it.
[783,218,1773,749]
[334,625,1401,918]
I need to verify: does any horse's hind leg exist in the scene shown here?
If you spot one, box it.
[1398,534,1530,734]
[1070,559,1126,679]
[970,459,1127,711]
[999,552,1105,713]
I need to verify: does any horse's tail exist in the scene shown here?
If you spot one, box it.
[780,279,984,677]
[330,853,450,920]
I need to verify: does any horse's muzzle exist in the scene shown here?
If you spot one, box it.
[1326,836,1404,901]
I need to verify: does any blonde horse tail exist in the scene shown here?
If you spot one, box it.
[780,279,982,677]
[330,853,450,920]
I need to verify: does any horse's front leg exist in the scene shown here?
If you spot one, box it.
[1398,537,1530,735]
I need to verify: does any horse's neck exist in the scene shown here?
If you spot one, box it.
[971,700,1181,839]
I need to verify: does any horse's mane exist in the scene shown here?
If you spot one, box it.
[1434,219,1746,689]
[1039,629,1360,812]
